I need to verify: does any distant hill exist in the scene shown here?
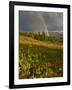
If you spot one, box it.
[49,31,63,36]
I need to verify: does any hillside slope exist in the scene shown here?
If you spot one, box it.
[19,36,63,49]
[19,35,63,79]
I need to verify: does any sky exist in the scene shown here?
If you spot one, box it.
[19,11,63,33]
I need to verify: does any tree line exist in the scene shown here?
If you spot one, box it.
[20,31,63,43]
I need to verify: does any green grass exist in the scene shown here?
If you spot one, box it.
[19,32,63,79]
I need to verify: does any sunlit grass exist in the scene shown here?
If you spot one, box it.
[19,36,63,49]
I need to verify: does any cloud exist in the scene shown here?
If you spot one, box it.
[19,11,63,32]
[41,12,63,31]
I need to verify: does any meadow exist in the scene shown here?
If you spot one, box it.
[19,32,63,79]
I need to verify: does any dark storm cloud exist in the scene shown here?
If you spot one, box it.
[19,11,63,32]
[41,12,63,31]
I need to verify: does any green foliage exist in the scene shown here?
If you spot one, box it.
[19,31,63,79]
[19,43,63,79]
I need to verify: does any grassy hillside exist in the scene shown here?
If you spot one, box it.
[19,32,63,79]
